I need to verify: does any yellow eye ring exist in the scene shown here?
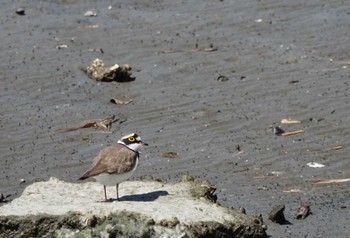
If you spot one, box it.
[128,137,135,142]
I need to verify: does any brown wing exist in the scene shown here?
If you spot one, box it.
[79,144,138,179]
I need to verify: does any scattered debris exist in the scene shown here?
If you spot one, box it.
[0,193,10,203]
[110,98,133,105]
[19,179,26,184]
[160,152,180,159]
[281,130,304,136]
[268,205,287,224]
[55,115,119,133]
[84,24,99,29]
[257,186,268,191]
[84,10,97,17]
[254,174,275,179]
[235,145,241,152]
[239,207,246,214]
[232,168,249,173]
[273,126,285,135]
[306,178,350,185]
[281,118,301,124]
[15,8,25,15]
[310,145,344,153]
[84,58,135,82]
[273,126,304,136]
[289,80,300,84]
[254,171,283,179]
[254,19,263,23]
[325,145,342,151]
[307,162,325,168]
[270,171,283,176]
[56,44,68,50]
[88,48,104,54]
[296,205,311,220]
[217,75,229,81]
[0,194,5,203]
[160,47,217,54]
[282,188,304,193]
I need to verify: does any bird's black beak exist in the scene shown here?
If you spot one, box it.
[141,141,148,146]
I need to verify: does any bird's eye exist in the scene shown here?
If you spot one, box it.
[128,136,135,142]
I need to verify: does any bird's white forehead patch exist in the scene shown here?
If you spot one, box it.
[121,133,141,141]
[122,133,135,138]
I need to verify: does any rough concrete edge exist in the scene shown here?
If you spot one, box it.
[0,210,267,238]
[0,176,267,238]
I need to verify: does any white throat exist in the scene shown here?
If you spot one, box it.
[118,140,142,152]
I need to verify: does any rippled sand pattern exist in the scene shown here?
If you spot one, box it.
[1,0,349,237]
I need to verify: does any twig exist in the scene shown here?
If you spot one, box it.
[306,178,350,184]
[160,47,217,54]
[56,115,119,133]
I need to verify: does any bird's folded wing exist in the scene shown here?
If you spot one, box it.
[81,144,138,178]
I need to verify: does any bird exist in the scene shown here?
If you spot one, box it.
[79,133,148,201]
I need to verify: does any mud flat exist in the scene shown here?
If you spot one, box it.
[1,0,350,237]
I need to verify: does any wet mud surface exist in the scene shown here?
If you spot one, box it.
[1,0,349,237]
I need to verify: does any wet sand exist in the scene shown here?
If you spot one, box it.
[1,0,349,237]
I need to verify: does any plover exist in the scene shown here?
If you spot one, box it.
[79,133,148,201]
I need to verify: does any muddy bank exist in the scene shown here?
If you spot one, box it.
[0,0,349,237]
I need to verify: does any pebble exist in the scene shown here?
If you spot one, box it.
[269,205,287,224]
[84,10,97,17]
[15,8,25,15]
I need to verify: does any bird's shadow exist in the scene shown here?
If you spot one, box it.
[98,190,169,203]
[120,190,169,202]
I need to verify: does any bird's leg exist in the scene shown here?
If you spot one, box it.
[116,184,119,201]
[104,185,107,201]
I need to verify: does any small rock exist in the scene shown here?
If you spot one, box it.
[268,205,287,224]
[84,58,135,82]
[296,205,311,220]
[84,10,97,17]
[273,126,285,136]
[306,162,325,168]
[20,178,26,184]
[110,98,133,105]
[217,75,229,81]
[56,44,68,50]
[15,8,25,15]
[0,193,10,203]
[239,207,246,214]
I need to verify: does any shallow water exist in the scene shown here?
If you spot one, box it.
[1,0,349,237]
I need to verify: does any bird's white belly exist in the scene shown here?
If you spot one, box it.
[93,159,138,186]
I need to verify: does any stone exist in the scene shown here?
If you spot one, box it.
[268,205,287,224]
[84,58,135,82]
[0,177,267,237]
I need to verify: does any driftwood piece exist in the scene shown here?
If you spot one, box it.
[306,178,350,184]
[56,115,119,133]
[273,126,304,136]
